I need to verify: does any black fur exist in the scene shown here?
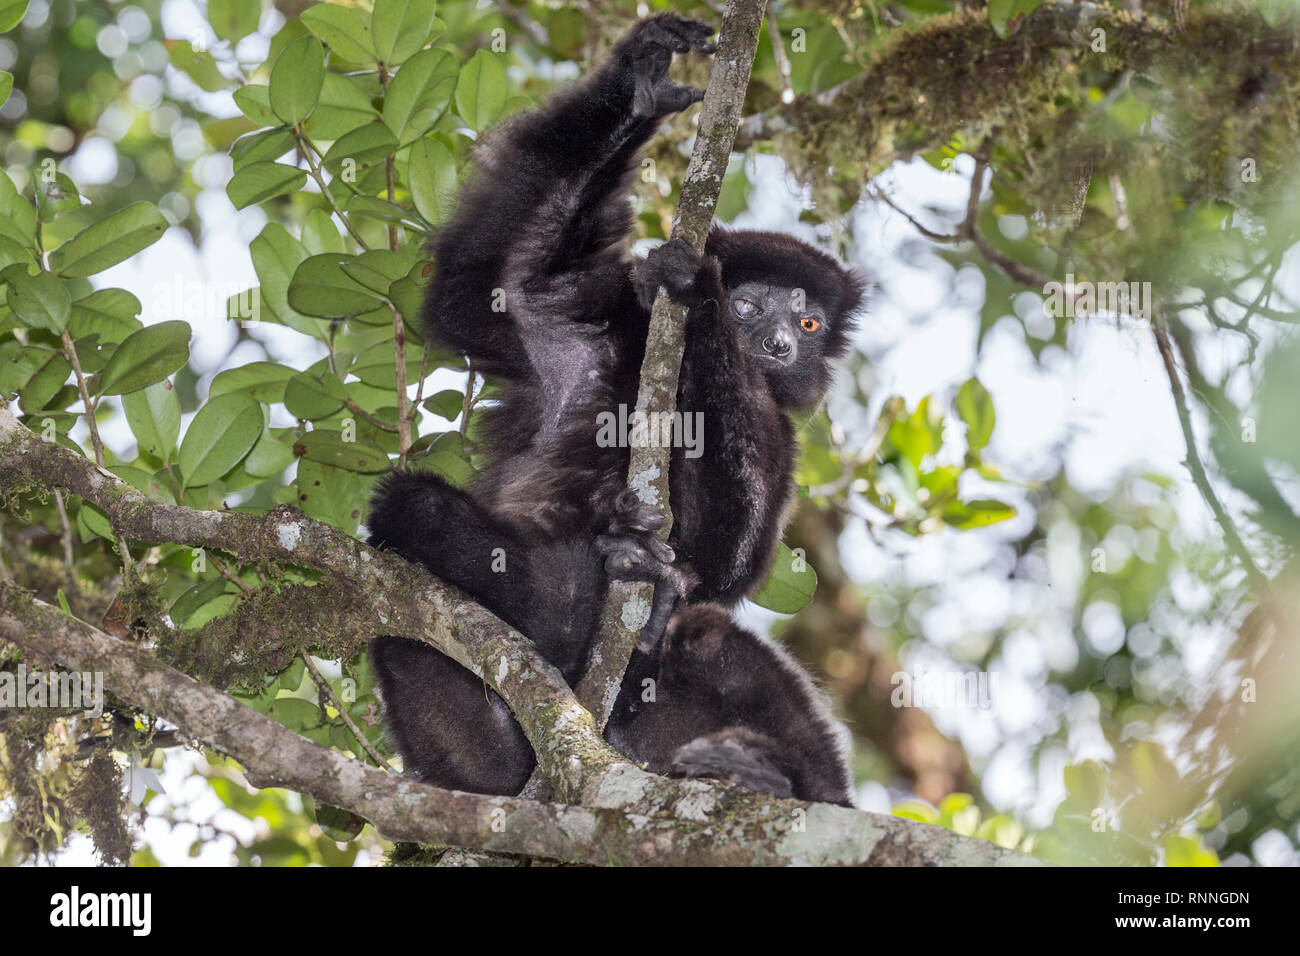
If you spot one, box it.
[367,14,864,806]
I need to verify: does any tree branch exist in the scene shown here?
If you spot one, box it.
[581,0,769,729]
[0,587,1033,865]
[0,403,1038,865]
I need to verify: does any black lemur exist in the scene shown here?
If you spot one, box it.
[367,14,867,805]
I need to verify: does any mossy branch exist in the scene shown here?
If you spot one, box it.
[0,587,1034,865]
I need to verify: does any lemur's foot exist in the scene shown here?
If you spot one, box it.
[634,238,719,310]
[670,729,795,800]
[597,489,696,650]
[597,489,676,579]
[612,14,716,119]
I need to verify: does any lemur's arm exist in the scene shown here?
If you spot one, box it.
[633,238,797,607]
[422,15,715,370]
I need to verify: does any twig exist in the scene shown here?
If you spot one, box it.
[345,398,400,433]
[207,551,253,595]
[60,330,133,571]
[52,489,77,594]
[766,7,793,103]
[299,650,392,770]
[807,397,902,499]
[295,131,370,249]
[458,361,476,438]
[1152,319,1270,594]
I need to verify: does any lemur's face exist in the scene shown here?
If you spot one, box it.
[726,279,836,407]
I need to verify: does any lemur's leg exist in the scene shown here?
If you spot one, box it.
[371,635,535,793]
[606,605,854,806]
[368,472,608,792]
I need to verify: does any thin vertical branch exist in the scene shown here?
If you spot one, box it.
[578,0,769,728]
[60,331,133,571]
[300,651,393,771]
[1152,319,1270,594]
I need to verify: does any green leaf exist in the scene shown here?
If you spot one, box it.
[370,0,438,67]
[351,340,425,388]
[294,459,365,532]
[750,542,818,614]
[892,800,940,825]
[167,39,230,92]
[233,84,276,125]
[942,498,1016,530]
[988,0,1045,38]
[67,289,143,343]
[209,361,297,403]
[20,351,71,411]
[407,136,457,224]
[226,161,307,209]
[269,35,325,126]
[250,223,328,339]
[287,254,384,317]
[208,0,261,44]
[955,377,995,454]
[3,266,70,332]
[303,72,379,141]
[266,697,321,732]
[284,367,347,419]
[301,2,375,64]
[314,802,365,842]
[38,172,81,219]
[1163,834,1219,868]
[322,120,398,175]
[301,209,345,255]
[245,429,296,477]
[339,248,417,294]
[414,431,474,485]
[383,47,458,144]
[345,194,424,231]
[179,392,264,487]
[111,465,175,504]
[0,71,14,109]
[48,202,168,278]
[123,381,181,460]
[0,235,34,273]
[887,396,940,468]
[94,320,191,396]
[230,128,296,170]
[0,1,28,33]
[0,170,35,245]
[455,50,507,132]
[77,500,115,543]
[423,388,463,420]
[292,429,389,473]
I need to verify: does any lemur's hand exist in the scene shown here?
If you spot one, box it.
[609,14,716,120]
[634,237,720,311]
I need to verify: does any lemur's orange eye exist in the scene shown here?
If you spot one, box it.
[800,316,821,333]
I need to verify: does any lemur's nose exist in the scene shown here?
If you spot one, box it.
[762,331,793,358]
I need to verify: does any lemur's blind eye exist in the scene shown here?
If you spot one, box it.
[800,316,821,333]
[733,298,758,317]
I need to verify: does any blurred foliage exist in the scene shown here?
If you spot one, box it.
[0,0,1298,867]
